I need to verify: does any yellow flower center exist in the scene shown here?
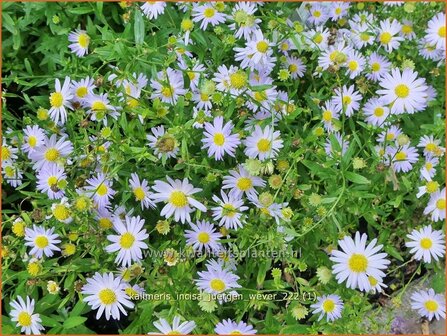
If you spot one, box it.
[230,331,242,335]
[329,51,339,62]
[402,25,413,34]
[47,175,58,187]
[425,162,433,170]
[210,278,226,292]
[120,232,136,249]
[5,166,15,177]
[342,96,352,105]
[229,72,247,89]
[133,187,146,201]
[161,86,174,98]
[335,7,342,15]
[28,262,41,276]
[2,146,11,160]
[167,331,181,335]
[348,253,368,273]
[197,232,210,244]
[203,7,215,18]
[386,132,395,141]
[371,62,381,72]
[99,218,113,229]
[313,10,321,18]
[92,101,107,111]
[50,92,64,108]
[200,93,209,101]
[380,32,392,44]
[53,204,70,221]
[213,133,225,146]
[374,107,385,117]
[424,299,439,312]
[44,148,60,162]
[395,84,410,98]
[96,183,108,196]
[28,136,37,148]
[181,19,194,31]
[426,181,439,193]
[426,143,436,152]
[222,204,236,217]
[322,299,335,312]
[348,60,358,71]
[35,235,49,249]
[420,237,433,250]
[313,33,323,44]
[288,63,298,73]
[236,177,253,191]
[17,312,32,327]
[368,275,378,286]
[256,41,269,53]
[98,288,117,305]
[12,221,25,237]
[395,151,407,161]
[360,32,370,42]
[436,198,446,210]
[170,190,188,207]
[76,86,88,98]
[253,91,267,102]
[257,138,271,153]
[78,33,90,49]
[438,26,446,38]
[322,110,332,122]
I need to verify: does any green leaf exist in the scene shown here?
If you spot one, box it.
[384,245,404,262]
[63,316,87,330]
[431,271,445,293]
[134,9,145,45]
[345,171,371,185]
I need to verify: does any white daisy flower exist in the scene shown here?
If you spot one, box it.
[106,215,149,267]
[68,29,90,57]
[150,68,186,105]
[406,225,445,263]
[84,173,116,209]
[95,207,115,230]
[195,262,241,302]
[332,85,362,117]
[386,144,419,173]
[345,49,365,79]
[234,30,276,71]
[420,156,439,180]
[82,272,134,320]
[248,194,287,224]
[318,42,351,70]
[350,22,375,49]
[377,18,403,53]
[424,187,446,222]
[147,125,179,160]
[304,26,330,50]
[311,294,344,322]
[329,2,350,21]
[141,1,166,20]
[418,135,444,158]
[366,52,391,82]
[22,125,45,154]
[24,225,61,259]
[330,232,390,292]
[307,3,329,26]
[411,288,446,321]
[222,165,265,198]
[368,275,388,294]
[2,163,23,188]
[70,76,95,103]
[2,138,18,164]
[29,134,73,171]
[149,316,196,335]
[243,125,283,161]
[129,173,155,210]
[185,220,222,253]
[182,62,207,91]
[363,97,390,127]
[10,296,44,335]
[211,190,248,230]
[192,2,227,30]
[321,100,340,132]
[36,165,67,199]
[377,68,428,115]
[84,93,119,125]
[48,77,73,125]
[418,37,445,61]
[213,65,248,96]
[201,116,241,160]
[400,19,416,40]
[192,90,213,111]
[246,86,277,113]
[215,319,257,335]
[376,125,402,143]
[416,176,440,198]
[151,177,207,224]
[425,12,446,51]
[285,56,306,79]
[229,1,261,40]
